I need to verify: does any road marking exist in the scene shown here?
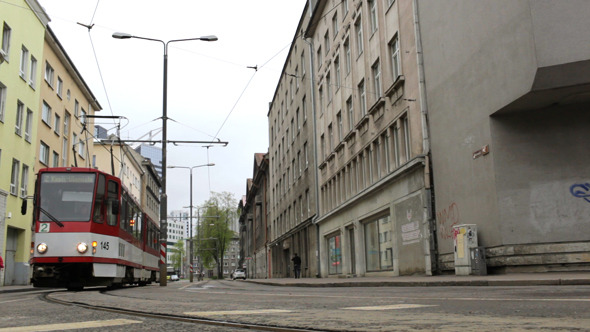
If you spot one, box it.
[186,309,292,316]
[343,304,437,311]
[0,319,142,331]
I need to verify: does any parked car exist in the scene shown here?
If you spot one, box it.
[170,274,180,281]
[232,269,246,280]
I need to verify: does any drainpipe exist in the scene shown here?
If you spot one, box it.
[413,0,438,274]
[303,33,321,278]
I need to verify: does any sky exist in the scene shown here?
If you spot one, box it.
[37,0,308,213]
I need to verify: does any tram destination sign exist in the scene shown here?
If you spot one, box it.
[42,173,96,184]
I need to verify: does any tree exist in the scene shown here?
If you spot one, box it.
[171,239,185,273]
[195,192,237,279]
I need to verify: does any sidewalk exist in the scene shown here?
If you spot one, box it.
[244,272,590,287]
[2,272,589,293]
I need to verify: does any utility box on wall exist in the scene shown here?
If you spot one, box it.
[453,224,478,275]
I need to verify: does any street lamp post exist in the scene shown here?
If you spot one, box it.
[113,32,217,286]
[168,163,214,282]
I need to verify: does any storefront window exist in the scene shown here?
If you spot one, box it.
[364,215,393,271]
[328,234,342,274]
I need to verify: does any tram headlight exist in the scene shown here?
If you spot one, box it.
[76,242,88,254]
[37,243,48,254]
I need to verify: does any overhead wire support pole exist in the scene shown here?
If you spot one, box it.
[113,32,217,287]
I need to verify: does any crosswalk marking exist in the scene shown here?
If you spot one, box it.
[343,304,437,311]
[0,319,142,332]
[185,309,292,316]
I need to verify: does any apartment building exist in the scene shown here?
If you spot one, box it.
[37,27,101,173]
[0,0,49,285]
[267,4,320,279]
[305,0,434,277]
[416,0,590,272]
[239,153,269,278]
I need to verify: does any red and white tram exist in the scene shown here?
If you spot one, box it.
[28,167,160,290]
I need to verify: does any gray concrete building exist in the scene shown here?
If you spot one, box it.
[305,0,434,277]
[267,4,320,279]
[238,153,269,279]
[416,0,590,272]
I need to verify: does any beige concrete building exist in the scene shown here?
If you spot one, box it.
[267,4,320,278]
[416,0,590,272]
[37,27,101,171]
[305,0,433,277]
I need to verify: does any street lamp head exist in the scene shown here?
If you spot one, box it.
[199,35,218,42]
[207,163,215,167]
[112,32,133,39]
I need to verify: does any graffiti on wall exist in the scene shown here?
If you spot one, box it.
[570,183,590,203]
[437,202,460,240]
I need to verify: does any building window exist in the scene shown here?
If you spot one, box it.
[317,45,322,69]
[10,159,20,196]
[364,215,393,271]
[29,56,37,88]
[358,80,366,117]
[1,23,12,61]
[62,138,68,166]
[0,82,6,122]
[52,151,59,167]
[334,56,341,91]
[54,114,61,135]
[390,35,401,80]
[344,37,351,74]
[328,234,342,275]
[326,72,332,102]
[57,77,63,98]
[337,112,343,142]
[42,101,51,125]
[324,30,330,55]
[332,12,338,38]
[369,0,378,34]
[15,101,24,136]
[64,112,70,135]
[81,108,87,124]
[301,51,305,78]
[346,97,354,131]
[342,0,348,17]
[44,61,54,87]
[40,141,49,165]
[304,141,308,168]
[355,17,363,56]
[401,115,411,161]
[20,45,29,79]
[328,123,333,152]
[20,164,29,198]
[24,108,33,142]
[74,99,79,117]
[372,60,381,98]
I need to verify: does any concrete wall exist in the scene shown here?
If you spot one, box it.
[417,0,590,271]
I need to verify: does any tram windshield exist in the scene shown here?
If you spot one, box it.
[39,172,96,222]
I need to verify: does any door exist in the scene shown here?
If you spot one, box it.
[5,228,18,285]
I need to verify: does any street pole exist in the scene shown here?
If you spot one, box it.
[189,169,193,282]
[112,32,217,286]
[168,163,214,282]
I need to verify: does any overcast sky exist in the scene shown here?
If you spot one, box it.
[37,0,307,213]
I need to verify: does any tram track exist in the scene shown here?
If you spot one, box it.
[41,289,334,332]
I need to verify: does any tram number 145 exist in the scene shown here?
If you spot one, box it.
[100,242,110,250]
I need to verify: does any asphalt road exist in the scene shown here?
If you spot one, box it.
[2,280,590,331]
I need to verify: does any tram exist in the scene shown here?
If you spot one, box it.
[26,167,160,290]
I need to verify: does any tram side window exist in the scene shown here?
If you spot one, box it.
[133,212,143,240]
[120,195,128,230]
[93,174,105,223]
[106,180,118,226]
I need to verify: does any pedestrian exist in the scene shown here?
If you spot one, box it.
[291,253,301,279]
[0,254,4,272]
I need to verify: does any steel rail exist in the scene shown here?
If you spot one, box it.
[41,289,333,332]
